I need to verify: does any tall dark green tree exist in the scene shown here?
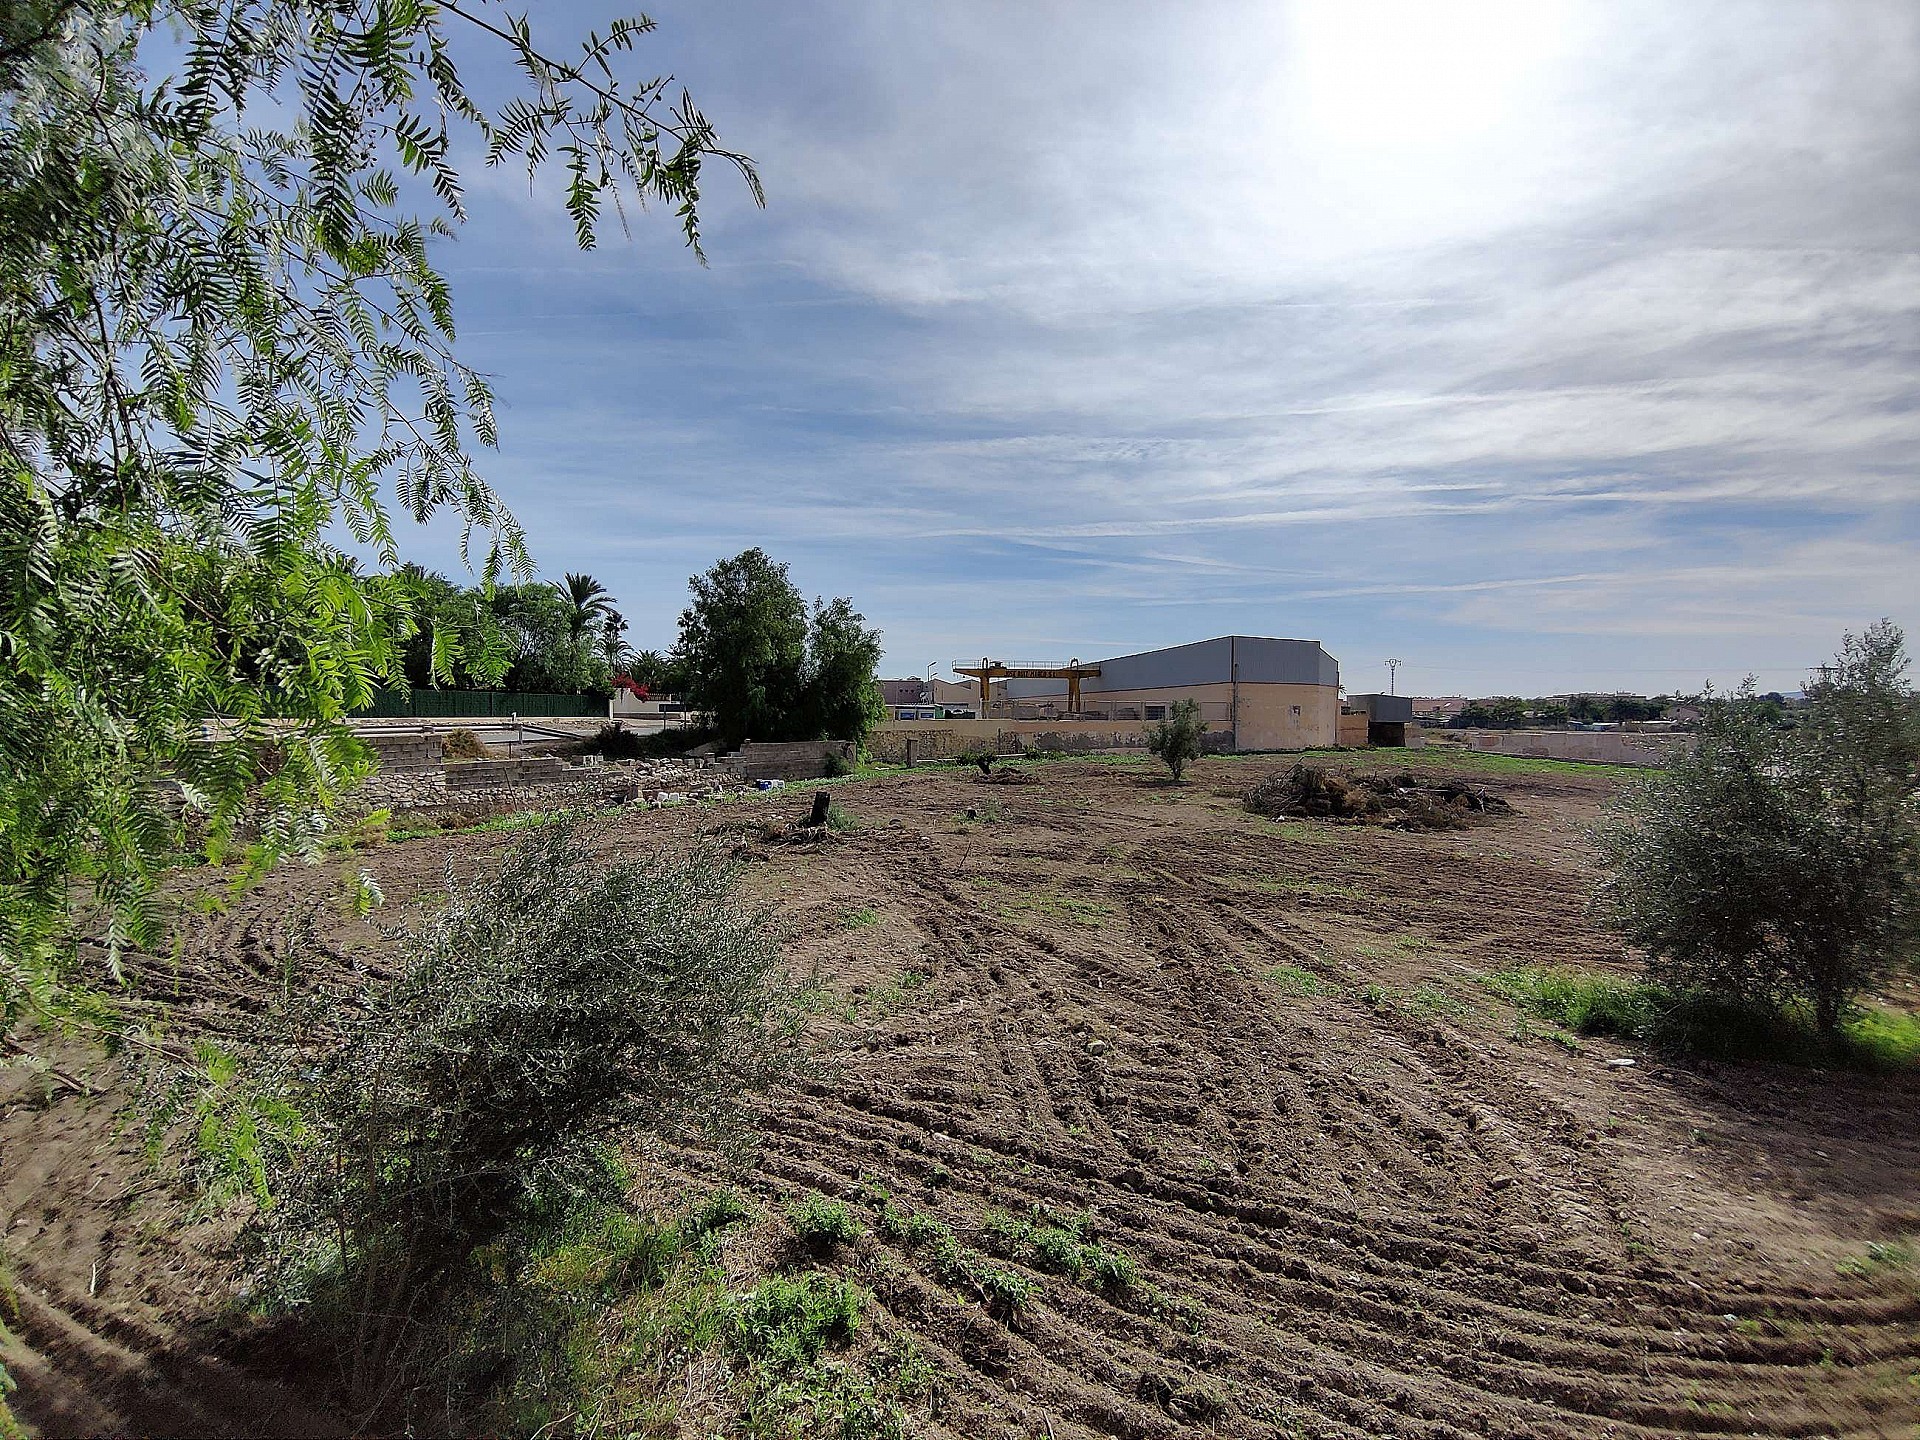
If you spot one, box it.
[672,550,883,748]
[801,596,886,744]
[1,2,759,1022]
[674,549,809,748]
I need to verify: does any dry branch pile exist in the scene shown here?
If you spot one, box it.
[1244,765,1514,832]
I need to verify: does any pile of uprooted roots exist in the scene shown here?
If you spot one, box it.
[1243,764,1514,832]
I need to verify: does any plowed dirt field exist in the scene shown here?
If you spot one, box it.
[5,752,1918,1438]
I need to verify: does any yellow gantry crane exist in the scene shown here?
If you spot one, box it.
[953,658,1102,716]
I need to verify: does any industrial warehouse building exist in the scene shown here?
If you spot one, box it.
[994,635,1341,751]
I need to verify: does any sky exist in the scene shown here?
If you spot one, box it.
[390,0,1918,698]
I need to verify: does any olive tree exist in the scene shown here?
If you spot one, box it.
[1,2,758,1024]
[1146,698,1207,782]
[243,824,800,1410]
[1595,621,1920,1032]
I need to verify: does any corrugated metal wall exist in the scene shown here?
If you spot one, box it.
[1004,636,1339,697]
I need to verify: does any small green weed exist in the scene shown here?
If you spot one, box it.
[975,1265,1040,1317]
[978,1204,1137,1298]
[1264,963,1333,998]
[842,907,881,929]
[1836,1240,1915,1279]
[728,1274,922,1437]
[787,1196,865,1249]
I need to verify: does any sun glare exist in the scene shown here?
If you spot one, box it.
[1288,0,1574,152]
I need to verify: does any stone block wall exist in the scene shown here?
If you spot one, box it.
[361,730,442,770]
[726,740,855,782]
[445,757,567,789]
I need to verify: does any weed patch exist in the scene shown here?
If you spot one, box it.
[727,1274,928,1438]
[1263,963,1334,998]
[1836,1240,1914,1279]
[787,1195,865,1250]
[979,1204,1140,1297]
[1488,967,1920,1069]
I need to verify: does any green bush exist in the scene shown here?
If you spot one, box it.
[788,1195,866,1249]
[1086,1246,1139,1294]
[1027,1225,1088,1278]
[242,824,801,1413]
[977,1204,1137,1298]
[1145,698,1207,782]
[1595,623,1920,1033]
[731,1273,863,1368]
[587,722,715,761]
[975,1265,1040,1317]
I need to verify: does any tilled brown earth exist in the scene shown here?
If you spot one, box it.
[5,753,1918,1438]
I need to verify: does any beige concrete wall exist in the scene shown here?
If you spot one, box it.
[999,681,1336,749]
[1427,728,1688,767]
[870,680,1337,757]
[1229,682,1339,749]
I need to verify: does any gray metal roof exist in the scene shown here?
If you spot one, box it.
[1346,692,1413,723]
[1005,636,1339,697]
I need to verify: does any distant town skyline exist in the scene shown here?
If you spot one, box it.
[379,1,1918,698]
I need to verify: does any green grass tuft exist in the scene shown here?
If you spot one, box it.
[1263,963,1334,998]
[1488,967,1920,1070]
[787,1195,866,1249]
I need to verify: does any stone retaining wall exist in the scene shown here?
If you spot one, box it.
[445,757,568,789]
[354,750,735,816]
[725,740,856,782]
[361,731,443,770]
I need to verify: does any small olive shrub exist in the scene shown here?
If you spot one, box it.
[247,823,801,1410]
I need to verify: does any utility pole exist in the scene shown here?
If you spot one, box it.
[1385,658,1402,696]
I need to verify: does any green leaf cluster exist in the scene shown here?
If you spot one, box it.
[1145,697,1206,781]
[673,548,885,749]
[0,3,757,1023]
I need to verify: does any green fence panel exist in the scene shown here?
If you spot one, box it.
[358,689,609,718]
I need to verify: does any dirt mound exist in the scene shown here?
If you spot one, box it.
[1245,763,1515,830]
[973,767,1036,786]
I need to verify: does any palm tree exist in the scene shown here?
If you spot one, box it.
[599,608,632,673]
[553,572,616,647]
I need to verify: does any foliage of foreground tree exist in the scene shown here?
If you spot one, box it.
[1146,697,1207,781]
[673,548,885,750]
[230,824,799,1418]
[0,2,757,1022]
[1595,621,1920,1033]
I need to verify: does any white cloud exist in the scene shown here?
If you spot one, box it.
[409,1,1920,692]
